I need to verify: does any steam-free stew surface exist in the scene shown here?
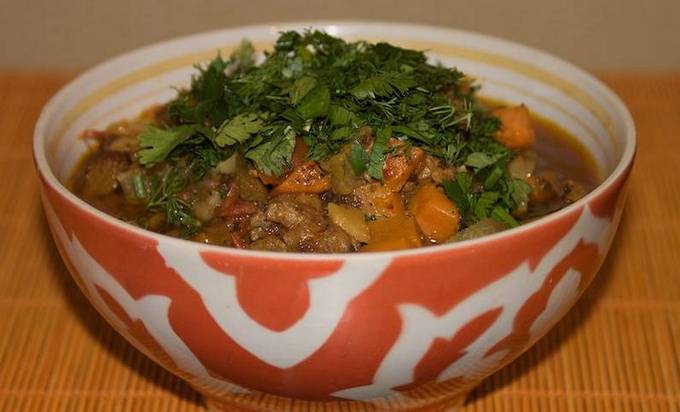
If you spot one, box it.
[70,31,599,253]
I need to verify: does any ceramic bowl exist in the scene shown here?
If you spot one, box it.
[33,21,635,411]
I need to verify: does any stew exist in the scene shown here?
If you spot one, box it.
[71,31,599,253]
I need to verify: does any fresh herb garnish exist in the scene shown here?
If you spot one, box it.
[136,29,527,231]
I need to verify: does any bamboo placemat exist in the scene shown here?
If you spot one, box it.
[0,72,678,411]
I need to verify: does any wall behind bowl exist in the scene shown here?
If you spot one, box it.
[1,0,679,70]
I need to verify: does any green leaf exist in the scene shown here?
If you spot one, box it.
[297,83,330,119]
[465,152,502,169]
[491,206,519,228]
[229,39,256,71]
[289,76,317,105]
[510,178,532,206]
[132,174,148,199]
[329,105,353,126]
[245,126,296,176]
[483,166,504,189]
[214,113,263,147]
[391,124,433,144]
[473,191,499,220]
[350,73,416,99]
[348,142,369,175]
[331,126,354,140]
[138,125,198,166]
[443,173,472,215]
[368,126,391,180]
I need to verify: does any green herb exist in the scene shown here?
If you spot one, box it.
[136,30,520,232]
[138,125,198,166]
[491,206,519,228]
[443,173,472,215]
[145,168,200,233]
[348,142,369,175]
[465,152,503,169]
[368,126,391,180]
[510,179,532,206]
[296,83,330,119]
[214,113,264,146]
[244,126,296,176]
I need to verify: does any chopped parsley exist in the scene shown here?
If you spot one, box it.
[136,29,530,231]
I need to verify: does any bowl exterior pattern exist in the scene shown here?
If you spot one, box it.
[38,161,629,410]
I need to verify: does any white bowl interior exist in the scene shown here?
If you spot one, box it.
[36,21,634,203]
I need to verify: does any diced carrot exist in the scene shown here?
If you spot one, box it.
[271,161,331,195]
[362,214,422,251]
[258,172,281,185]
[291,137,309,167]
[372,190,404,217]
[354,183,405,217]
[492,105,536,149]
[362,237,413,252]
[383,144,425,192]
[409,183,461,243]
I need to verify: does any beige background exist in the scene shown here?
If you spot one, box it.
[1,0,679,70]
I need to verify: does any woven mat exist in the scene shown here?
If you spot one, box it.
[0,72,678,411]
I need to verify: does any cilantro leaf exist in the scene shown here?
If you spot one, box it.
[473,191,499,220]
[491,206,519,228]
[510,178,532,206]
[443,173,472,215]
[329,105,353,126]
[138,125,198,166]
[351,73,416,99]
[465,152,504,169]
[245,126,296,176]
[214,113,263,147]
[290,76,317,105]
[368,126,391,180]
[348,142,369,175]
[297,83,330,119]
[229,39,256,72]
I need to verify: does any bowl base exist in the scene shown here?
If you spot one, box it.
[203,392,467,412]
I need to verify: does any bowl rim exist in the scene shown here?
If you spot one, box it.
[33,20,637,262]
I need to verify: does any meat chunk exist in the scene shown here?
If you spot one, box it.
[264,195,326,230]
[262,194,328,251]
[81,151,129,197]
[417,154,454,184]
[250,236,287,252]
[305,225,356,253]
[249,211,281,241]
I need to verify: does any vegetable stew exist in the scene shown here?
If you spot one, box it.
[71,31,599,253]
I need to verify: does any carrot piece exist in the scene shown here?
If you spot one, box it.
[258,172,281,185]
[492,105,536,149]
[383,144,425,192]
[291,137,309,167]
[271,161,331,195]
[354,183,405,217]
[362,214,422,251]
[409,183,461,243]
[362,237,413,252]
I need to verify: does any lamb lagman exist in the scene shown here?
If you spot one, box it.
[72,31,598,253]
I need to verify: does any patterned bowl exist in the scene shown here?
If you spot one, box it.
[33,22,635,411]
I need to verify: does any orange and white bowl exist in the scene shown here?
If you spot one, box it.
[33,22,635,411]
